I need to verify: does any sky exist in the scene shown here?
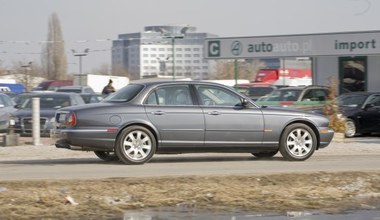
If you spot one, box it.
[1,0,380,74]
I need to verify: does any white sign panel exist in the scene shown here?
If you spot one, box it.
[205,31,380,59]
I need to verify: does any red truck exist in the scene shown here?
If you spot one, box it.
[254,68,312,86]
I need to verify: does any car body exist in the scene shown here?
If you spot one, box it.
[52,81,334,164]
[336,91,380,137]
[56,85,95,94]
[12,92,85,136]
[0,93,17,132]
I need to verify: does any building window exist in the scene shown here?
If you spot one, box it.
[194,60,200,63]
[176,54,182,57]
[151,48,157,51]
[151,54,157,57]
[143,54,148,57]
[193,48,200,51]
[143,48,148,51]
[185,54,191,57]
[193,54,200,57]
[176,48,182,51]
[185,48,191,51]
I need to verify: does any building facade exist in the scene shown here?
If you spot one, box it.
[112,25,218,80]
[205,30,380,94]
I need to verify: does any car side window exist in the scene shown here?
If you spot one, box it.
[367,95,380,107]
[195,85,241,107]
[146,85,193,106]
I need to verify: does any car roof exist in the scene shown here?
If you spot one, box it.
[339,91,380,96]
[57,86,90,89]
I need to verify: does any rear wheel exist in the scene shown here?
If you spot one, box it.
[252,150,278,159]
[279,123,317,161]
[115,126,156,165]
[94,151,119,161]
[345,119,356,138]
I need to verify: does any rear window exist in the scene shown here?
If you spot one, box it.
[103,84,144,102]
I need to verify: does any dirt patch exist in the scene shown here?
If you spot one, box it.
[0,171,379,219]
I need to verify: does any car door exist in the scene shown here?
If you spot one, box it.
[144,85,204,147]
[195,84,264,147]
[359,94,380,132]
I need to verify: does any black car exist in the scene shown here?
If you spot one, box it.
[337,92,380,137]
[12,92,85,136]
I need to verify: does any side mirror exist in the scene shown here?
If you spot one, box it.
[240,98,249,107]
[364,103,375,110]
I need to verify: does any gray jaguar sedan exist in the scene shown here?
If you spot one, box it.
[52,81,334,164]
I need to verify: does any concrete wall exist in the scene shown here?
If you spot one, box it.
[367,56,380,92]
[313,56,338,87]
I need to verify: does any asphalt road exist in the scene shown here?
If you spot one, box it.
[1,136,380,181]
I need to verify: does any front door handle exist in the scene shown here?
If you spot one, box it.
[208,111,220,115]
[151,111,165,115]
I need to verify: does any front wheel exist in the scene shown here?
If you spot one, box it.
[115,126,156,165]
[345,119,356,138]
[279,123,317,161]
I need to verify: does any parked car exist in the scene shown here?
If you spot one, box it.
[52,81,334,164]
[336,91,380,137]
[12,92,85,136]
[56,85,95,94]
[0,93,17,133]
[263,85,329,102]
[80,94,104,104]
[234,84,278,101]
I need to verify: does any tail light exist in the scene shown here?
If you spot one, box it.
[66,112,77,127]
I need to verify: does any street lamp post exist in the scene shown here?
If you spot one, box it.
[72,49,89,85]
[166,36,185,80]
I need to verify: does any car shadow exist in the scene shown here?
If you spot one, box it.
[0,155,285,165]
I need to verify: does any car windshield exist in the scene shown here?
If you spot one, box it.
[336,94,367,107]
[102,84,144,102]
[57,89,81,93]
[265,89,302,101]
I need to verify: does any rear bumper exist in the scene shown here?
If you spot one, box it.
[51,128,116,151]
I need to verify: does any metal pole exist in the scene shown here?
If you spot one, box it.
[79,56,82,85]
[32,97,40,146]
[172,37,175,80]
[234,59,238,86]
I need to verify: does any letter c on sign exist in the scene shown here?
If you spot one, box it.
[208,41,220,57]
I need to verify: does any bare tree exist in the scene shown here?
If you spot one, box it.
[90,63,110,75]
[41,13,68,80]
[10,61,44,90]
[210,59,264,81]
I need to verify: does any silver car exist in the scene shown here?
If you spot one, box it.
[52,81,334,164]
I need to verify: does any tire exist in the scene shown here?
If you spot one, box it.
[115,126,156,165]
[94,151,119,161]
[279,123,317,161]
[345,119,356,138]
[252,150,278,159]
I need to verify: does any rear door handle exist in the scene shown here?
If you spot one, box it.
[208,111,220,115]
[151,111,165,115]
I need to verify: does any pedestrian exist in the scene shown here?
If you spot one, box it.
[102,79,116,95]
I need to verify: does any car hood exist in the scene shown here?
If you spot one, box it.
[338,106,361,117]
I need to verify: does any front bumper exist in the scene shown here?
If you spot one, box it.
[318,127,335,148]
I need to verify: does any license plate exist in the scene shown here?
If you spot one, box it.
[58,114,66,122]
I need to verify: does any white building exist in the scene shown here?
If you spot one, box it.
[112,25,218,80]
